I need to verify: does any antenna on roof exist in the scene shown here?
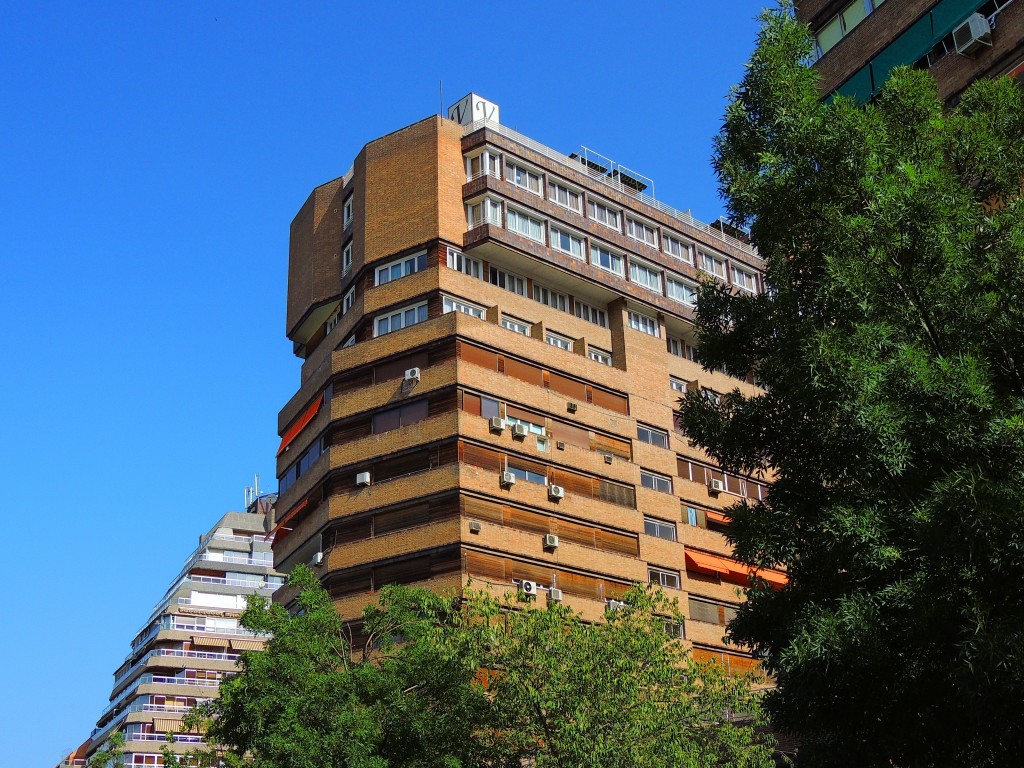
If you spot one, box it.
[439,80,443,116]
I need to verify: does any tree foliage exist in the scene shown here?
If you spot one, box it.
[678,4,1024,766]
[166,567,772,768]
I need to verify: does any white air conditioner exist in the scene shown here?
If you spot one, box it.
[548,485,565,500]
[501,471,517,487]
[404,367,421,383]
[520,580,538,596]
[311,551,324,566]
[356,471,372,487]
[953,13,992,56]
[488,416,505,432]
[544,533,559,549]
[468,520,482,534]
[511,423,529,438]
[708,478,725,493]
[606,599,627,611]
[548,587,563,602]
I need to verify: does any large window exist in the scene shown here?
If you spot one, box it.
[506,207,545,243]
[467,150,500,179]
[442,295,485,318]
[813,0,883,59]
[698,251,727,280]
[667,336,695,360]
[506,161,543,195]
[629,260,662,292]
[640,470,673,494]
[342,287,354,316]
[664,234,693,263]
[588,347,612,366]
[628,311,659,337]
[375,251,427,286]
[666,276,698,306]
[550,226,585,260]
[467,198,502,228]
[489,265,527,295]
[501,316,531,336]
[342,242,353,275]
[375,302,428,337]
[548,181,581,212]
[669,376,687,393]
[446,247,482,278]
[587,199,621,230]
[591,245,624,276]
[732,267,757,293]
[644,517,677,542]
[507,462,547,485]
[533,284,568,312]
[371,399,429,433]
[649,566,681,589]
[637,424,669,448]
[574,299,608,327]
[627,217,659,248]
[343,196,353,228]
[545,332,573,350]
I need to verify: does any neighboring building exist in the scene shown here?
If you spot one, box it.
[800,0,1024,103]
[62,494,283,768]
[271,95,784,670]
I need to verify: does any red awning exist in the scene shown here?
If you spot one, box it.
[705,509,730,524]
[685,549,733,576]
[276,395,323,457]
[266,498,309,542]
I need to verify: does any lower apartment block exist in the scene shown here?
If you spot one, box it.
[272,96,784,673]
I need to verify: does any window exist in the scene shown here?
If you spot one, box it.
[574,300,608,327]
[666,276,698,306]
[506,207,545,242]
[546,332,573,350]
[667,337,695,360]
[669,376,687,393]
[447,247,482,279]
[467,198,502,228]
[591,245,624,276]
[637,425,669,448]
[664,234,693,263]
[343,196,353,228]
[813,0,883,59]
[702,388,722,405]
[698,251,727,279]
[640,470,673,494]
[375,251,427,286]
[550,226,585,260]
[342,334,356,348]
[627,218,659,247]
[371,399,430,433]
[501,316,531,335]
[506,415,545,435]
[644,517,677,541]
[589,347,612,365]
[533,284,568,312]
[375,302,428,336]
[342,287,355,316]
[480,396,500,420]
[588,199,621,230]
[467,150,500,179]
[628,311,659,337]
[685,505,699,526]
[548,181,581,212]
[342,242,353,275]
[629,260,662,292]
[732,267,757,293]
[506,161,542,195]
[507,460,547,485]
[649,566,681,589]
[489,265,527,295]
[442,295,485,318]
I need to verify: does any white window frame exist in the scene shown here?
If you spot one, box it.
[649,566,681,589]
[489,265,527,296]
[466,150,501,180]
[548,180,582,212]
[549,226,585,260]
[506,206,546,243]
[732,266,758,294]
[545,332,573,350]
[505,415,546,436]
[342,287,355,316]
[641,470,673,494]
[702,388,723,405]
[666,276,698,306]
[664,234,693,264]
[446,247,482,279]
[343,196,353,228]
[374,301,428,337]
[629,260,663,292]
[637,425,669,448]
[698,251,728,280]
[375,251,427,286]
[588,347,612,365]
[574,300,608,328]
[506,160,543,196]
[442,295,485,318]
[342,242,353,276]
[627,217,659,248]
[501,316,531,336]
[533,284,568,312]
[591,245,624,276]
[669,376,687,393]
[667,336,685,358]
[628,311,659,338]
[643,517,677,542]
[467,197,503,228]
[588,199,621,231]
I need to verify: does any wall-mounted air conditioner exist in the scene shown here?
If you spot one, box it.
[544,533,560,549]
[356,471,372,486]
[953,13,992,56]
[520,580,538,596]
[548,587,563,602]
[511,423,529,438]
[501,471,517,487]
[708,478,725,493]
[548,485,565,500]
[311,551,324,566]
[489,416,505,432]
[404,367,421,383]
[468,520,482,534]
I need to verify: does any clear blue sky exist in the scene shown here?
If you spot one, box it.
[0,2,766,763]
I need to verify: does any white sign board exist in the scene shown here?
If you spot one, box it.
[447,93,500,127]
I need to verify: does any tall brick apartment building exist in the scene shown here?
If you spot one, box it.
[271,96,784,670]
[799,0,1024,103]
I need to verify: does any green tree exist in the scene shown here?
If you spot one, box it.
[678,4,1024,766]
[168,566,772,768]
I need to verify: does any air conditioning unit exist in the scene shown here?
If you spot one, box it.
[708,478,725,493]
[468,520,482,534]
[501,471,517,487]
[555,441,566,450]
[511,423,529,438]
[488,416,505,432]
[356,471,372,487]
[548,587,563,602]
[548,485,565,500]
[953,13,992,56]
[566,402,578,413]
[520,580,538,596]
[606,599,627,612]
[404,367,421,383]
[544,533,559,549]
[603,454,614,465]
[311,551,324,566]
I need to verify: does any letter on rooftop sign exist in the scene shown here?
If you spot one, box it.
[448,93,500,127]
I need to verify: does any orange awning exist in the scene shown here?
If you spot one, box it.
[230,638,265,651]
[266,497,309,542]
[750,567,788,587]
[705,510,730,524]
[276,395,323,457]
[685,550,734,576]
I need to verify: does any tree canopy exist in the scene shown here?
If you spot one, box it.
[164,567,772,768]
[678,4,1024,766]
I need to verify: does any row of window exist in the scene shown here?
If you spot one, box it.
[812,0,885,60]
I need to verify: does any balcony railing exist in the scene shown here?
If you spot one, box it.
[114,649,240,684]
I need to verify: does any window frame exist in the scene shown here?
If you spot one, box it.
[506,206,546,243]
[505,160,543,196]
[374,301,428,337]
[467,197,503,228]
[446,247,482,279]
[640,470,673,494]
[574,300,609,328]
[545,331,573,350]
[548,180,582,212]
[375,250,427,286]
[342,242,353,275]
[343,196,353,228]
[698,251,728,280]
[666,275,698,306]
[533,283,569,312]
[629,259,663,292]
[637,424,670,449]
[442,294,485,318]
[628,311,659,338]
[648,566,681,590]
[664,233,694,264]
[591,244,624,276]
[588,346,612,365]
[501,315,531,336]
[643,516,677,542]
[489,265,528,296]
[587,199,621,231]
[626,217,659,248]
[549,225,585,260]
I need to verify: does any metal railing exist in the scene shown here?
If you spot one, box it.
[127,733,204,743]
[462,119,759,260]
[114,649,240,684]
[188,574,283,589]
